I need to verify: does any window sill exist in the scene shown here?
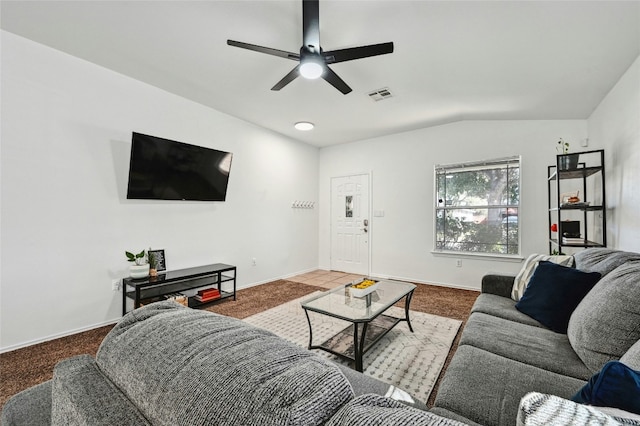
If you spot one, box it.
[431,251,524,263]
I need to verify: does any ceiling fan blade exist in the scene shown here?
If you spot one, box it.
[227,40,300,61]
[322,66,352,95]
[323,42,394,64]
[302,0,320,53]
[271,65,302,91]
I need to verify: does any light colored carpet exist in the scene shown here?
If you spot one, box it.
[243,292,462,403]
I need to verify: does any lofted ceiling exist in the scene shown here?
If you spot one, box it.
[1,1,639,147]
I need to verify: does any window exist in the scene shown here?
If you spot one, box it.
[435,156,520,256]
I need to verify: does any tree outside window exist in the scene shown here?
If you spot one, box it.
[435,157,520,255]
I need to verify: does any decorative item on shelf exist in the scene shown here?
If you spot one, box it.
[126,249,150,279]
[164,292,187,307]
[556,138,570,154]
[556,138,579,170]
[559,220,580,238]
[550,223,558,233]
[148,249,166,272]
[559,191,588,207]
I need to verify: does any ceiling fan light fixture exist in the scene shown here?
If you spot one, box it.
[299,59,324,79]
[294,121,315,131]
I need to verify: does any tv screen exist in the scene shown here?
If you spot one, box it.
[126,132,233,201]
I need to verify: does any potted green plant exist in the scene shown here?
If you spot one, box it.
[556,138,579,170]
[126,249,149,279]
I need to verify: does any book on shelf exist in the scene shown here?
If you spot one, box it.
[563,237,585,244]
[195,288,221,302]
[197,288,220,297]
[194,293,221,302]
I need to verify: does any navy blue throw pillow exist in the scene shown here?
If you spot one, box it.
[515,261,601,333]
[572,361,640,414]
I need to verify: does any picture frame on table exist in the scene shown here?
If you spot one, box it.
[148,249,166,272]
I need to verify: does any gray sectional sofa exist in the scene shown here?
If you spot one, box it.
[432,248,640,425]
[1,300,462,426]
[3,247,639,425]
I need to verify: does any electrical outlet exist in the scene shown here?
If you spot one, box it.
[456,259,462,267]
[111,279,120,292]
[252,257,256,266]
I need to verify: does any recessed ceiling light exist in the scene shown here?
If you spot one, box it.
[294,122,314,131]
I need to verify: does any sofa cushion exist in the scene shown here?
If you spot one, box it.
[0,381,52,426]
[433,345,586,426]
[518,392,640,426]
[572,361,640,415]
[568,262,640,372]
[515,261,601,333]
[52,355,150,425]
[573,248,640,276]
[460,312,592,380]
[621,340,640,370]
[511,253,574,301]
[96,301,354,426]
[471,293,545,328]
[325,394,467,426]
[429,407,484,426]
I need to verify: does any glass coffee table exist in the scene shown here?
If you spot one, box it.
[301,279,416,372]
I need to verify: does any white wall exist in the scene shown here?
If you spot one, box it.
[588,55,640,252]
[319,120,591,290]
[0,31,320,351]
[2,30,636,352]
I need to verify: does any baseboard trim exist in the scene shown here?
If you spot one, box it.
[0,318,119,354]
[371,273,480,292]
[0,270,319,354]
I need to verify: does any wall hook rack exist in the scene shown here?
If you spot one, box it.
[292,200,315,209]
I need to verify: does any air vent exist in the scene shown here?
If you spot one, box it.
[368,87,393,101]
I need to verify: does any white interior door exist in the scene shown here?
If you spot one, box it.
[330,174,370,275]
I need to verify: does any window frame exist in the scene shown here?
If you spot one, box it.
[433,156,522,258]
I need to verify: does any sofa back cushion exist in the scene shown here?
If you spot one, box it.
[573,248,640,276]
[568,262,640,372]
[96,301,354,426]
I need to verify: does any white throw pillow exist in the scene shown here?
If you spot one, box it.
[511,253,574,301]
[518,392,640,426]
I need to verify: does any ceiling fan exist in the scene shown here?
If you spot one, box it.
[227,0,394,95]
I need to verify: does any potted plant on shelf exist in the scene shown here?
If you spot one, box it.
[126,249,149,279]
[556,138,579,170]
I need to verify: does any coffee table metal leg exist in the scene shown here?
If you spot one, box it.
[303,309,314,348]
[405,290,415,333]
[354,322,368,372]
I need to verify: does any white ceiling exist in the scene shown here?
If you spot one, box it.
[2,1,639,147]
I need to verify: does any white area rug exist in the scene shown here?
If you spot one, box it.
[243,292,462,402]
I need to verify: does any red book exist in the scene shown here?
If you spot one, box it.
[195,293,221,302]
[198,288,220,297]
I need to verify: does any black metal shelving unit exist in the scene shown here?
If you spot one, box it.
[548,149,606,254]
[122,263,236,315]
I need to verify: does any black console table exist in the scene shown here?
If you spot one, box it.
[122,263,236,315]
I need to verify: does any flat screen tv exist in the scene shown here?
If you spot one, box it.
[126,132,233,201]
